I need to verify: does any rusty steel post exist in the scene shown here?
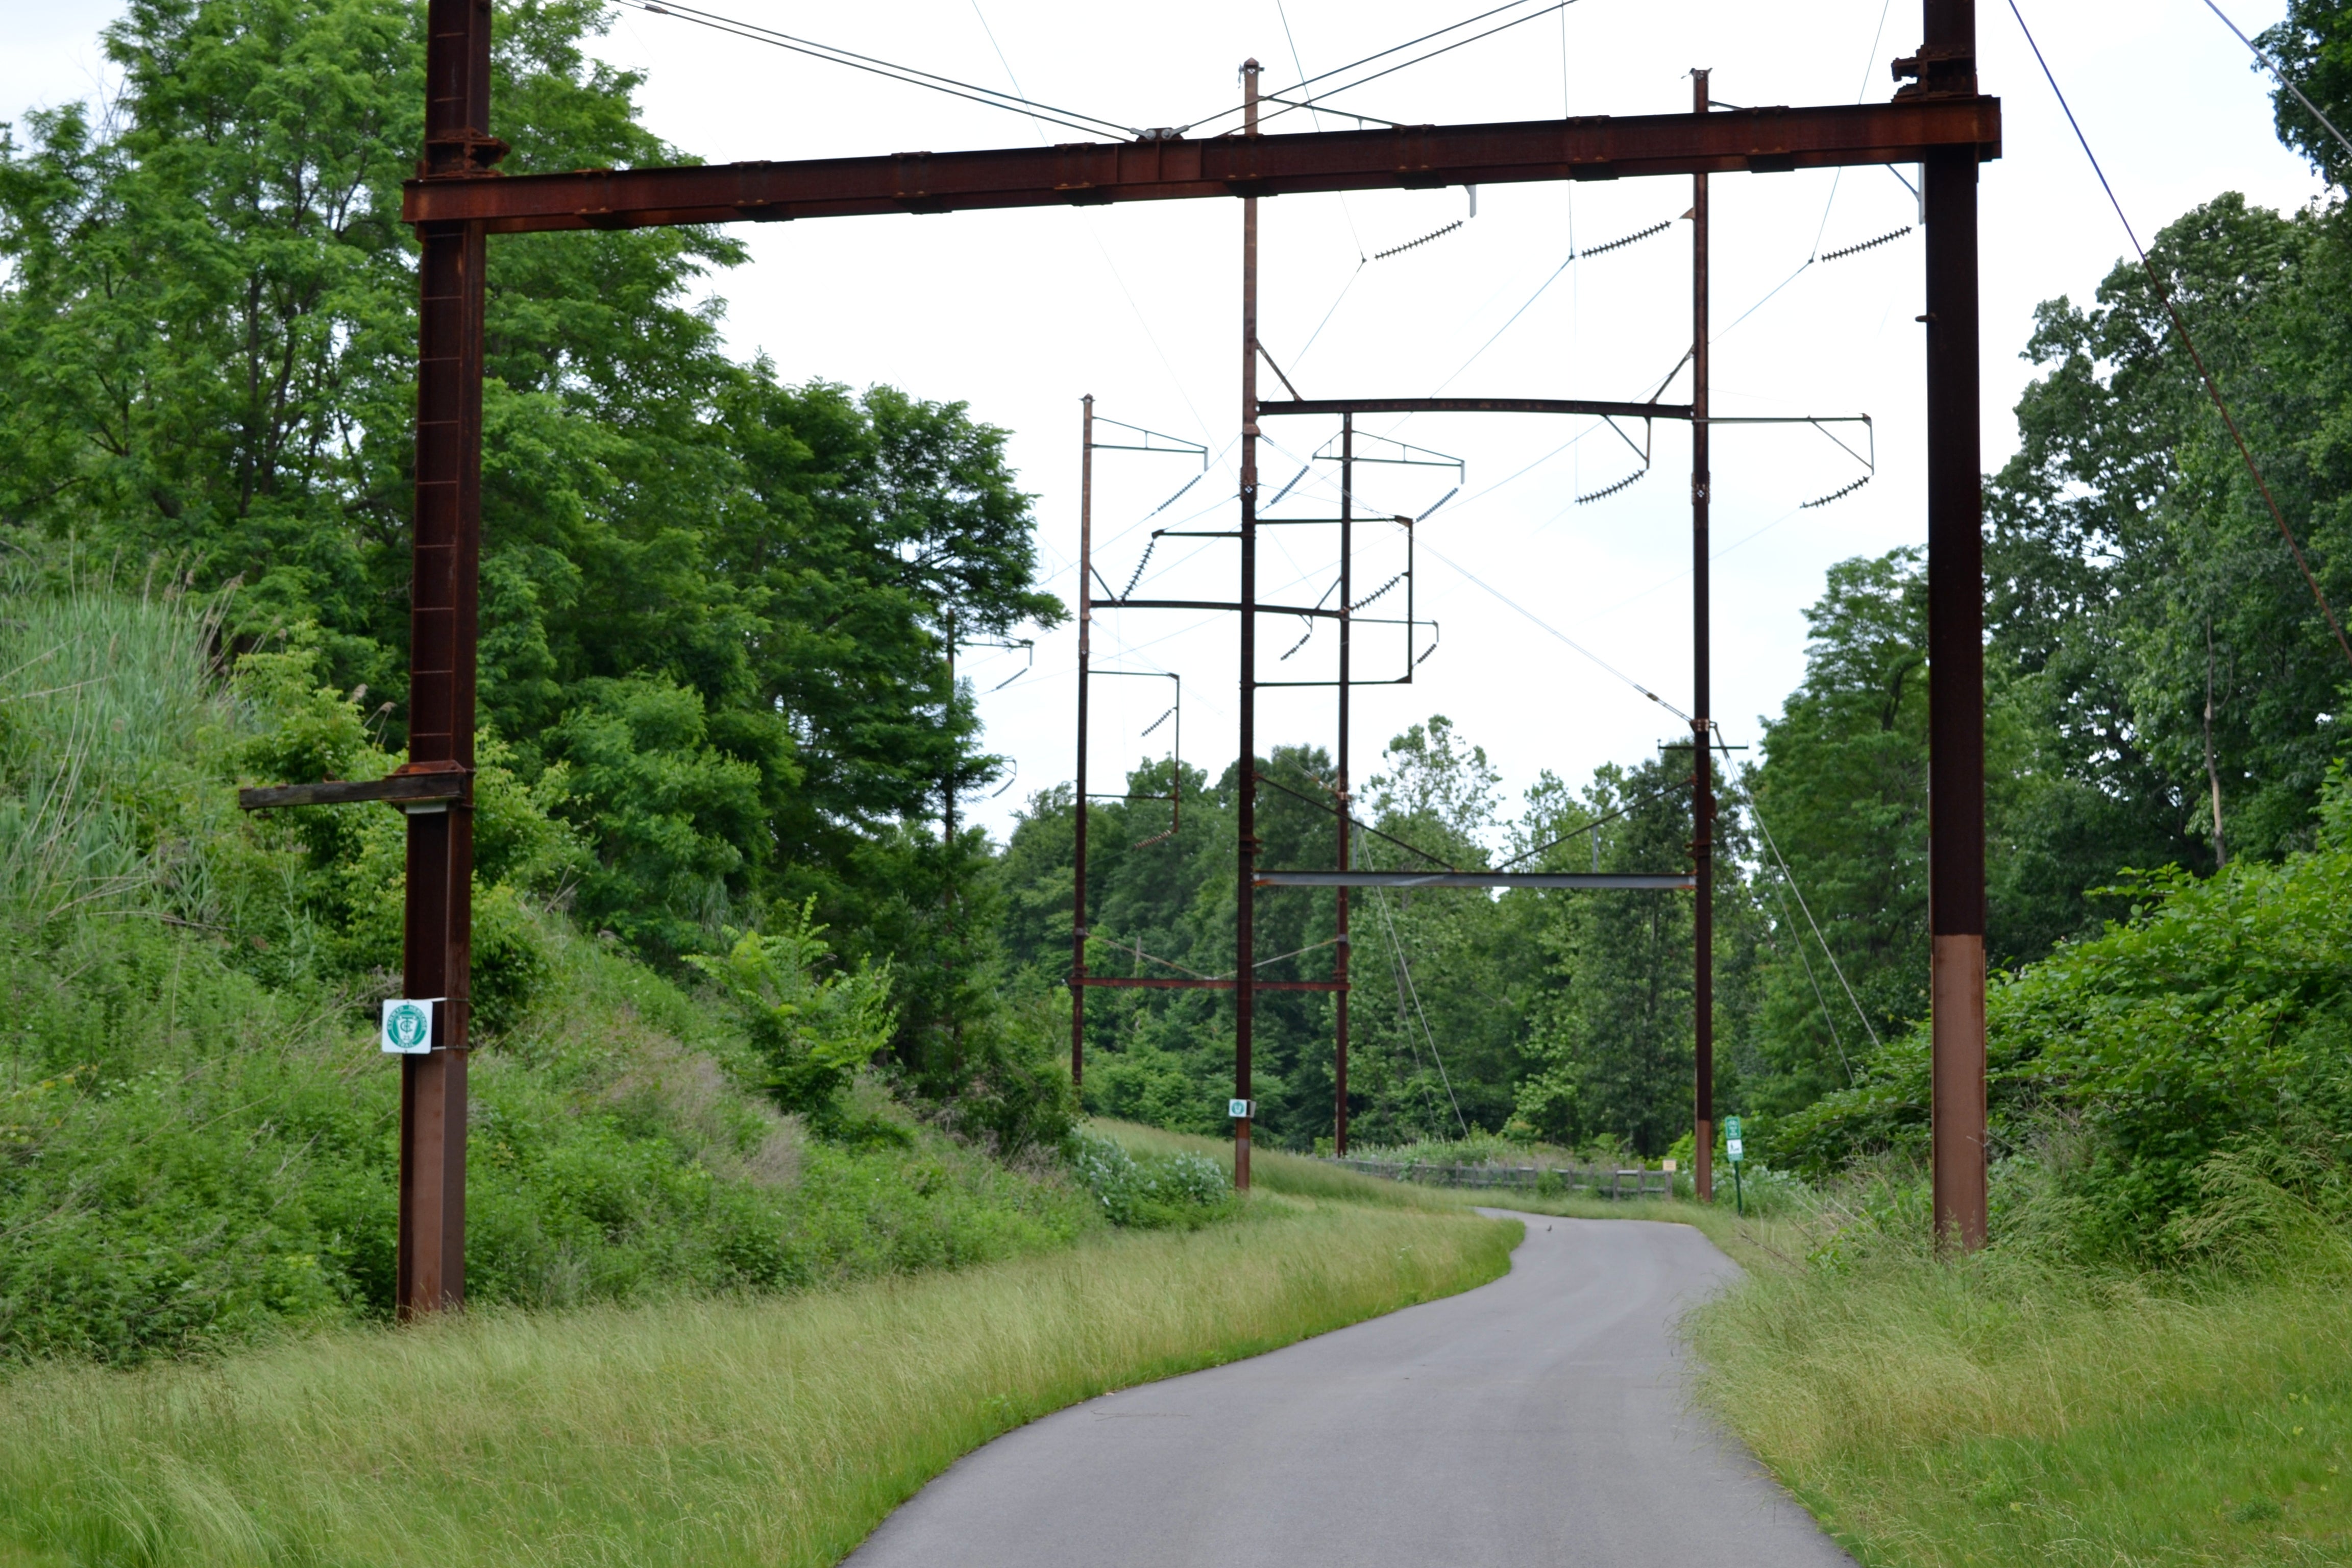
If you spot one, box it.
[1690,69,1716,1206]
[1234,60,1262,1192]
[1920,0,1989,1251]
[1334,414,1353,1157]
[403,0,500,1318]
[1072,397,1093,1091]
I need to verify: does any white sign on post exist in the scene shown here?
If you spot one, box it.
[380,998,438,1055]
[1726,1138,1745,1163]
[1228,1098,1253,1119]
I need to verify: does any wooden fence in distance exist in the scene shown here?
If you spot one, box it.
[1324,1158,1675,1200]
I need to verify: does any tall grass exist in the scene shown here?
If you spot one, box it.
[0,1200,1515,1568]
[1689,1239,2352,1564]
[0,580,231,926]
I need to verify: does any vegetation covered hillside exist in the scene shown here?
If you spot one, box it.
[0,577,1101,1363]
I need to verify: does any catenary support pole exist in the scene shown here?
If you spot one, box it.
[1920,0,1989,1251]
[1690,69,1716,1207]
[1335,414,1353,1157]
[402,0,499,1318]
[1072,397,1093,1091]
[1235,60,1262,1192]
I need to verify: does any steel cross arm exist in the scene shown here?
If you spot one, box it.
[402,99,2000,233]
[1260,397,1693,421]
[1094,597,1344,618]
[1256,869,1695,891]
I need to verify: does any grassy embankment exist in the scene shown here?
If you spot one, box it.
[0,1198,1514,1567]
[1690,1247,2352,1566]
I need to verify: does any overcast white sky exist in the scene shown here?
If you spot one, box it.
[7,1,2328,842]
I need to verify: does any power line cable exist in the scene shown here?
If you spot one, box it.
[1416,539,1692,720]
[1761,862,1856,1083]
[1186,0,1559,136]
[615,0,1132,140]
[1272,0,1371,257]
[1431,218,1675,394]
[1253,1,1583,132]
[1727,728,1880,1051]
[2007,0,2352,669]
[2201,0,2352,164]
[1368,879,1472,1139]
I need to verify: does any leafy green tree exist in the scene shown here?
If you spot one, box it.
[2261,0,2352,190]
[1510,755,1709,1156]
[0,0,1065,1091]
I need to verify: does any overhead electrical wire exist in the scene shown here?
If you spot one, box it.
[1184,0,1577,138]
[1818,225,1912,262]
[1373,885,1472,1140]
[2201,0,2352,164]
[1729,725,1881,1052]
[1416,538,1691,720]
[1432,215,1677,394]
[1374,219,1463,260]
[615,0,1134,140]
[2008,0,2352,669]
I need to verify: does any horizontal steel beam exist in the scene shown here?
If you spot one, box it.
[1256,869,1695,891]
[1073,976,1347,991]
[238,771,470,810]
[403,99,2000,234]
[1260,397,1692,421]
[1094,598,1343,618]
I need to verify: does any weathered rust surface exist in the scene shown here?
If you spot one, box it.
[1262,397,1693,421]
[403,99,2000,233]
[237,772,469,811]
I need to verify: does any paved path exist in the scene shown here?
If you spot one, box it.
[848,1212,1850,1567]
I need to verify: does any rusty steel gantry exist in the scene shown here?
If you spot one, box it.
[327,0,1997,1315]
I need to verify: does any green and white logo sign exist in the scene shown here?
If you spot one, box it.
[1228,1098,1253,1119]
[1723,1115,1745,1164]
[381,998,436,1055]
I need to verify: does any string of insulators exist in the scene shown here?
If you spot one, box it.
[1576,219,1672,259]
[1817,225,1913,263]
[1576,467,1647,505]
[1279,624,1314,661]
[1120,538,1158,599]
[1373,219,1462,260]
[1352,571,1406,611]
[1801,474,1872,509]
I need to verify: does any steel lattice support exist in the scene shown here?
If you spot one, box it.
[1919,0,1990,1251]
[384,3,2000,1257]
[400,0,500,1317]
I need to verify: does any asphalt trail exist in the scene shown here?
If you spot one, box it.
[847,1212,1850,1567]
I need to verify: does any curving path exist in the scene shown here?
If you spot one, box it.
[847,1212,1850,1567]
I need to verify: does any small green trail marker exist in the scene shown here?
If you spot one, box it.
[381,998,437,1055]
[1724,1115,1746,1216]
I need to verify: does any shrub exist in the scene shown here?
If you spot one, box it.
[1069,1133,1232,1228]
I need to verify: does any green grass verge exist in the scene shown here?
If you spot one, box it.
[1687,1254,2352,1566]
[0,1198,1516,1567]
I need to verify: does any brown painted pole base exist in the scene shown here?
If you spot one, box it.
[396,1045,468,1317]
[1930,933,1988,1252]
[1693,1119,1712,1205]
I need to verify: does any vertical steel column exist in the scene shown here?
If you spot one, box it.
[1334,415,1353,1157]
[1072,397,1093,1091]
[404,0,499,1318]
[1921,0,1988,1251]
[944,611,957,843]
[1690,69,1716,1206]
[1235,59,1262,1192]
